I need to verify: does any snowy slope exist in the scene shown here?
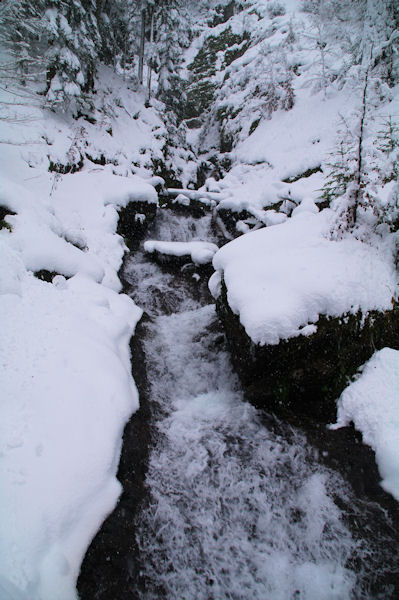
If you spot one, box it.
[187,0,398,236]
[0,71,161,599]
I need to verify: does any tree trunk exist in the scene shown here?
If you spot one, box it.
[138,6,146,85]
[146,9,154,104]
[351,46,372,226]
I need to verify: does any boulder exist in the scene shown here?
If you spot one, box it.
[216,278,399,425]
[117,201,157,250]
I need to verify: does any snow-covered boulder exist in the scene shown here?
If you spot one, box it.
[211,209,399,423]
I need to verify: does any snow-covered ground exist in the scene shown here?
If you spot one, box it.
[0,71,161,599]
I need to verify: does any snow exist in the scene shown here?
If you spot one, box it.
[144,239,218,265]
[208,87,354,219]
[0,273,141,599]
[331,348,399,501]
[212,209,397,346]
[172,193,191,206]
[0,69,160,599]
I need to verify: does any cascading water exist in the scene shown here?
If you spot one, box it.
[119,207,398,600]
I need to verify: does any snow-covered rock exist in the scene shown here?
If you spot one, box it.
[211,208,398,427]
[331,348,399,501]
[212,209,397,346]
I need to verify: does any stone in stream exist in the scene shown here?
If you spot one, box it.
[116,200,158,250]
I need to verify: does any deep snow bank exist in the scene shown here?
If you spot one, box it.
[0,74,160,599]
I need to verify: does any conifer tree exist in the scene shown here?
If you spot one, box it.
[0,0,128,109]
[43,0,100,106]
[154,0,189,120]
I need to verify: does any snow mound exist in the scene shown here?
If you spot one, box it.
[331,348,399,501]
[172,193,191,206]
[56,169,158,208]
[212,210,397,345]
[0,273,141,599]
[144,240,218,265]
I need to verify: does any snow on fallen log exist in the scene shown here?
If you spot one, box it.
[144,240,218,265]
[164,188,223,203]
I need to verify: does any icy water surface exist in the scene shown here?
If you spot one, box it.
[121,209,398,600]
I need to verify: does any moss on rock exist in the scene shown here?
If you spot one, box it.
[216,278,399,425]
[185,27,250,121]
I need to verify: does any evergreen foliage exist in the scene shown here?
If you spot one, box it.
[153,0,190,120]
[44,0,99,105]
[0,0,47,85]
[311,0,399,235]
[0,0,126,108]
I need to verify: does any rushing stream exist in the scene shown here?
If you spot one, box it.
[79,206,398,599]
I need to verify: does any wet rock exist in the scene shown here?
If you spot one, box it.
[159,194,210,218]
[143,248,213,273]
[116,201,157,250]
[186,117,202,129]
[217,279,399,423]
[34,269,64,283]
[216,278,399,503]
[151,157,182,189]
[216,206,255,237]
[195,155,232,189]
[0,205,16,231]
